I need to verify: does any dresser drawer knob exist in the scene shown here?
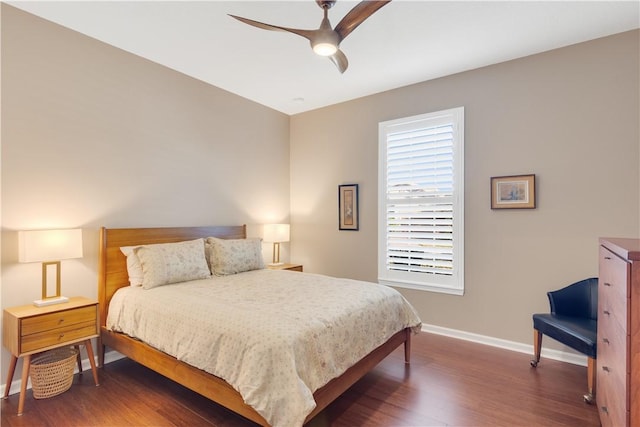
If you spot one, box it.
[604,256,611,260]
[58,333,65,340]
[601,406,609,414]
[602,366,611,372]
[604,282,611,287]
[603,310,610,316]
[58,318,65,324]
[602,338,610,344]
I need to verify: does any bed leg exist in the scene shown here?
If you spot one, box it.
[74,345,83,373]
[404,329,412,364]
[97,336,105,368]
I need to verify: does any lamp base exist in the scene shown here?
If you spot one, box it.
[33,296,69,307]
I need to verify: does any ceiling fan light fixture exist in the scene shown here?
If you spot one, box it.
[313,42,338,56]
[230,0,391,72]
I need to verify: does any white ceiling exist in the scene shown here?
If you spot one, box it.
[8,1,640,115]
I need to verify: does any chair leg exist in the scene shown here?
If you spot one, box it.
[583,356,596,404]
[531,329,542,367]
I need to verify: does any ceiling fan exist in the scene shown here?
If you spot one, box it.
[229,0,391,73]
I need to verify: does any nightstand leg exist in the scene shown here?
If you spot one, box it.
[83,339,100,386]
[3,355,17,399]
[17,354,31,416]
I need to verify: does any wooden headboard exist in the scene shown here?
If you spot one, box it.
[97,225,247,328]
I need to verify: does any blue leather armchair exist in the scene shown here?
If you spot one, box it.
[531,277,598,403]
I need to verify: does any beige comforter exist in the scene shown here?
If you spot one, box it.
[106,269,421,427]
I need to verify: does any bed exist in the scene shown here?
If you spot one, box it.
[98,225,421,426]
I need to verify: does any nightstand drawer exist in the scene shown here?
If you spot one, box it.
[21,320,97,353]
[21,306,96,336]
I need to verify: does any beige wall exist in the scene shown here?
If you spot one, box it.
[1,5,290,381]
[290,30,640,347]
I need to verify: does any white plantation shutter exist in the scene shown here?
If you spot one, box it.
[378,108,464,295]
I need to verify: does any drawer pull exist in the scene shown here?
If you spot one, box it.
[603,310,610,316]
[602,338,610,344]
[58,333,65,340]
[602,366,611,372]
[58,318,65,324]
[603,282,611,287]
[604,256,611,260]
[601,406,608,414]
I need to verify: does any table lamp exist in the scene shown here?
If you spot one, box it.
[18,229,83,307]
[263,224,290,265]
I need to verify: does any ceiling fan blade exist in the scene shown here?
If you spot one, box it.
[329,49,349,73]
[228,14,316,41]
[334,0,391,41]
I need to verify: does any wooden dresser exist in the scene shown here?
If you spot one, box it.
[597,238,640,427]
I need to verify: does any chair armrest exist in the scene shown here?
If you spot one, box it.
[547,277,598,319]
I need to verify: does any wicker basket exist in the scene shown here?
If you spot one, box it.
[30,347,78,399]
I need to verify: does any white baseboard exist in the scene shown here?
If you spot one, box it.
[421,323,588,367]
[1,349,126,397]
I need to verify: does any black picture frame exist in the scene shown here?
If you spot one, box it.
[338,184,359,230]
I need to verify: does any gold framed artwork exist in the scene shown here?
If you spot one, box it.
[491,174,536,209]
[339,184,359,230]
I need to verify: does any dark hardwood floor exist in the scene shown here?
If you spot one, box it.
[1,332,600,426]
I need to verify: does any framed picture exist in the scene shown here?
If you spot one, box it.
[338,184,359,230]
[491,174,536,209]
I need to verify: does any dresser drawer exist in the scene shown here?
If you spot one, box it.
[21,321,97,353]
[599,284,628,333]
[21,305,96,336]
[598,372,630,427]
[600,245,630,301]
[598,317,629,387]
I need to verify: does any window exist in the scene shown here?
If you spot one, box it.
[378,107,464,295]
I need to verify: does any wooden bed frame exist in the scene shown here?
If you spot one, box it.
[98,225,412,426]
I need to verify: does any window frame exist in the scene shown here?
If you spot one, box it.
[378,107,465,295]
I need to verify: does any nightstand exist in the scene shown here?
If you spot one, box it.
[267,263,303,272]
[2,296,100,415]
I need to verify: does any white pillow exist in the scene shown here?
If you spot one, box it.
[120,246,144,287]
[206,237,264,276]
[133,239,211,289]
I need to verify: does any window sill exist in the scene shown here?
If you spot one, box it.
[379,278,464,296]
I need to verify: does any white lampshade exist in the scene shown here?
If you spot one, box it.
[263,224,290,243]
[18,229,83,307]
[18,229,83,263]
